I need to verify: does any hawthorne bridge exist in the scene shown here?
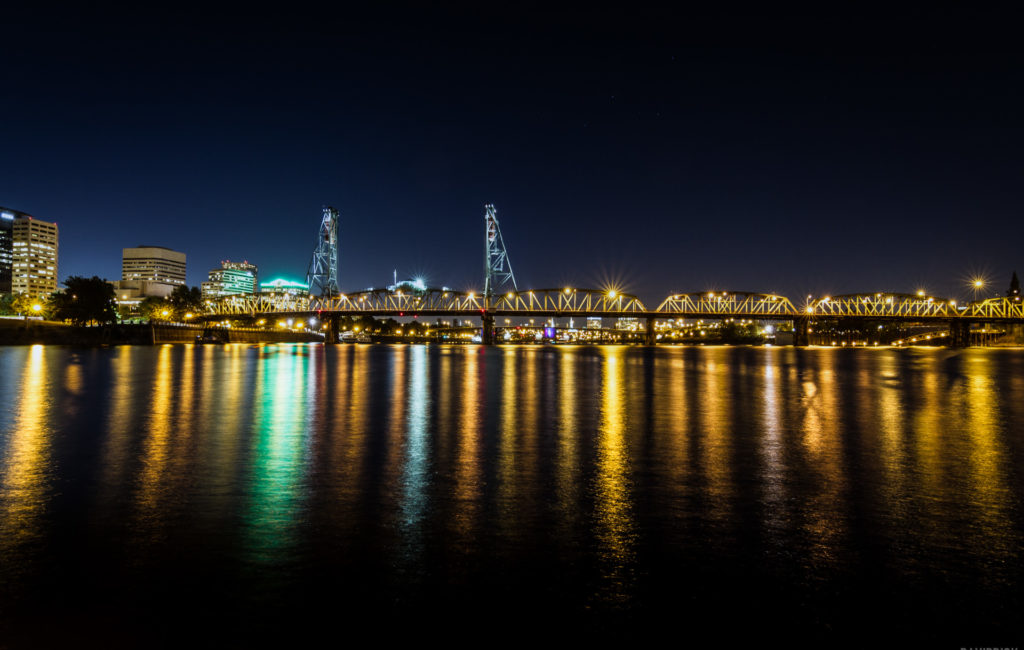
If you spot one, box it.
[205,205,1024,346]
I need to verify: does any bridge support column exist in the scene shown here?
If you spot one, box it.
[794,317,810,347]
[1008,322,1024,345]
[481,313,495,345]
[950,320,972,348]
[323,314,341,344]
[645,317,657,345]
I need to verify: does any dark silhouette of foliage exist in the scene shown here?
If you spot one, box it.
[139,296,172,321]
[169,285,203,320]
[49,276,117,325]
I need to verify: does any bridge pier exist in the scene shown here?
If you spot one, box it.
[645,317,656,345]
[481,313,496,345]
[950,320,972,348]
[794,317,810,347]
[1008,322,1024,345]
[323,314,341,344]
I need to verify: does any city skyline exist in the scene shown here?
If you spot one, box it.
[2,198,1020,306]
[3,6,1022,304]
[2,7,1023,643]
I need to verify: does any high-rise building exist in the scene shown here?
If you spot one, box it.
[0,207,17,293]
[9,212,59,297]
[110,246,187,310]
[121,246,186,285]
[201,260,258,301]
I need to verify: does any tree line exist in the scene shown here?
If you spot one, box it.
[0,276,204,325]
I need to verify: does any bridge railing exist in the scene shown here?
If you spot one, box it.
[226,287,650,315]
[204,288,1024,322]
[655,292,798,316]
[207,295,311,315]
[966,297,1024,320]
[489,288,647,313]
[810,293,958,318]
[312,289,484,313]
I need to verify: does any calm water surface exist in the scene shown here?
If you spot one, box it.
[1,344,1022,644]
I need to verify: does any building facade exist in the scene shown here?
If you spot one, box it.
[110,279,176,311]
[201,260,258,301]
[0,208,16,293]
[111,246,186,311]
[9,212,59,297]
[259,278,310,311]
[122,246,186,285]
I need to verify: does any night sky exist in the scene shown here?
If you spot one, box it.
[3,5,1021,305]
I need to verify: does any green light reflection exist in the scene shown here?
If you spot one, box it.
[245,345,309,565]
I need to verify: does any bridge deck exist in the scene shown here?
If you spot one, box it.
[204,288,1024,322]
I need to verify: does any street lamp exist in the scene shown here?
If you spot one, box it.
[972,278,986,302]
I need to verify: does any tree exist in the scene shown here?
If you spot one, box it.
[12,292,46,317]
[139,296,172,321]
[48,276,117,325]
[354,315,377,333]
[169,285,203,320]
[0,293,14,315]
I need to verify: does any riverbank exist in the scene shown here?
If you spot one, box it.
[0,319,324,345]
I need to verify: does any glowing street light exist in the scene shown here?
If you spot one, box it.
[31,303,42,313]
[971,277,987,302]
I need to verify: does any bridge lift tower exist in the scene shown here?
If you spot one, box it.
[307,206,340,297]
[483,204,517,301]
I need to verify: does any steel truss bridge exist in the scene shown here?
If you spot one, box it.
[207,288,1024,346]
[201,204,1024,345]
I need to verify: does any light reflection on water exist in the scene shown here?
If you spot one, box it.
[0,344,1022,641]
[453,347,481,542]
[0,346,50,560]
[244,345,308,566]
[594,347,636,605]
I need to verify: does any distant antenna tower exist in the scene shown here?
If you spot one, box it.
[307,205,340,296]
[483,204,517,300]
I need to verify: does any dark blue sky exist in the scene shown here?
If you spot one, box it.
[2,5,1021,305]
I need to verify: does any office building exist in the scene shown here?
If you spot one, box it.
[259,278,310,311]
[111,245,186,310]
[9,211,59,297]
[122,246,186,285]
[0,208,16,293]
[110,279,176,310]
[201,260,258,301]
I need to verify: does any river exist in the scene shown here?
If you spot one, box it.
[1,343,1021,645]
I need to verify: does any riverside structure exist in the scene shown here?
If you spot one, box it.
[200,205,1024,346]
